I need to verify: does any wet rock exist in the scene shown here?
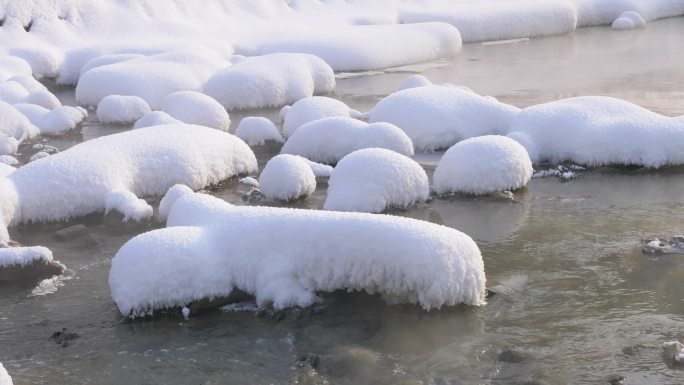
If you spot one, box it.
[662,340,684,366]
[51,328,79,347]
[321,346,380,378]
[298,353,320,369]
[608,374,626,385]
[622,343,647,356]
[55,224,89,241]
[485,289,497,298]
[515,381,549,385]
[499,349,532,363]
[642,236,684,256]
[0,259,65,284]
[186,289,252,314]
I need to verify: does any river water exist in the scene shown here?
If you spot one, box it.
[2,17,684,385]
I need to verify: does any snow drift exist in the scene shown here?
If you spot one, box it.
[325,148,429,213]
[109,187,486,316]
[259,154,316,201]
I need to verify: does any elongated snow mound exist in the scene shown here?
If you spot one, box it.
[0,124,257,244]
[76,50,229,109]
[0,362,12,385]
[506,96,684,167]
[368,85,520,152]
[255,22,461,72]
[204,53,335,110]
[109,189,486,316]
[97,95,151,124]
[434,135,533,195]
[0,246,53,268]
[161,91,230,131]
[281,117,414,164]
[235,117,283,146]
[259,154,316,201]
[281,96,361,138]
[14,104,88,136]
[325,148,429,213]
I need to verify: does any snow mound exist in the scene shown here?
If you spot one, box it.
[0,56,32,81]
[400,1,577,43]
[0,81,28,104]
[97,95,151,124]
[0,362,12,385]
[281,117,414,164]
[7,75,47,93]
[76,50,229,109]
[255,23,461,72]
[204,53,335,110]
[0,138,19,156]
[325,148,429,213]
[14,104,87,136]
[612,11,646,30]
[162,91,230,131]
[133,111,181,129]
[399,74,433,90]
[79,54,146,79]
[235,117,284,146]
[0,124,257,244]
[0,164,15,177]
[434,135,533,195]
[0,80,60,109]
[259,154,316,201]
[0,156,18,165]
[281,96,361,138]
[506,96,684,167]
[9,46,63,78]
[0,246,53,269]
[368,85,520,152]
[109,189,486,316]
[0,101,39,143]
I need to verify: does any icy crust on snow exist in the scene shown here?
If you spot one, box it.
[506,96,684,168]
[203,53,334,110]
[234,117,284,146]
[109,188,486,316]
[96,95,150,124]
[281,117,414,164]
[0,362,11,385]
[259,154,316,201]
[368,85,520,152]
[325,148,429,213]
[434,135,533,195]
[281,96,361,138]
[14,104,87,136]
[76,50,229,109]
[161,91,230,131]
[0,246,53,268]
[0,124,257,244]
[254,22,462,72]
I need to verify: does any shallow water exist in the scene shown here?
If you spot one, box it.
[3,18,684,385]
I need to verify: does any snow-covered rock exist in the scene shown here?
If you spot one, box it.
[96,95,151,124]
[0,246,53,269]
[0,361,12,385]
[0,164,15,177]
[325,148,429,213]
[434,135,533,195]
[255,22,461,72]
[109,187,486,316]
[259,154,316,201]
[398,74,433,90]
[0,101,39,143]
[611,11,646,30]
[9,46,63,79]
[76,50,229,109]
[0,80,60,109]
[368,85,520,152]
[204,53,335,110]
[0,124,257,245]
[281,117,414,164]
[281,96,361,138]
[506,96,684,167]
[161,91,230,131]
[133,111,181,129]
[0,156,18,166]
[0,138,19,156]
[14,104,87,136]
[78,53,146,79]
[235,117,284,146]
[7,75,47,93]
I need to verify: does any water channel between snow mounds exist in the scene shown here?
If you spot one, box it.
[3,17,684,385]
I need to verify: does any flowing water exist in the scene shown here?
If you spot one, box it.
[2,18,684,385]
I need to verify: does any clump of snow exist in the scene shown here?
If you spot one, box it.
[259,154,316,201]
[301,158,334,178]
[132,111,181,129]
[0,138,19,156]
[281,96,361,138]
[14,104,87,136]
[24,89,61,110]
[0,156,18,166]
[181,306,191,320]
[0,80,60,109]
[0,361,12,385]
[398,74,433,90]
[0,246,53,268]
[9,46,63,78]
[0,81,28,104]
[239,177,259,188]
[29,152,51,162]
[0,164,15,177]
[204,53,335,110]
[254,23,461,72]
[368,85,519,152]
[506,96,684,167]
[0,101,39,143]
[235,117,284,146]
[97,95,151,124]
[76,50,229,109]
[109,188,486,316]
[161,91,230,131]
[611,11,646,30]
[281,117,414,164]
[532,164,584,181]
[434,135,533,195]
[0,56,32,81]
[0,124,257,244]
[324,148,429,213]
[78,54,146,79]
[611,17,635,30]
[7,75,47,93]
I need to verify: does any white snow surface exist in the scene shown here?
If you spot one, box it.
[0,156,18,166]
[234,117,284,146]
[109,188,486,316]
[203,53,335,110]
[506,96,684,167]
[0,246,53,268]
[161,91,230,131]
[0,124,257,244]
[398,74,434,91]
[434,135,533,195]
[281,117,414,164]
[96,95,151,124]
[0,362,12,385]
[0,138,19,157]
[0,101,39,143]
[281,96,361,138]
[368,85,520,152]
[0,163,15,177]
[324,148,429,213]
[14,104,87,135]
[78,53,146,79]
[259,154,316,201]
[133,111,182,129]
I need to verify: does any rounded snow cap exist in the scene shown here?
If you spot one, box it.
[159,184,194,220]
